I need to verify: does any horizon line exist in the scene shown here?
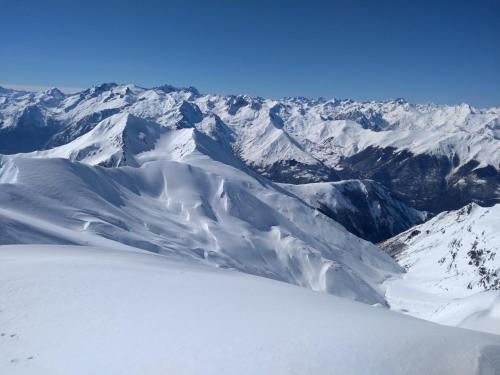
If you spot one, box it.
[1,82,497,109]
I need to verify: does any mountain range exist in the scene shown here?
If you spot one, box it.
[2,83,498,236]
[1,83,499,373]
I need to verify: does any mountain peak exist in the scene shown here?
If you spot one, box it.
[155,84,200,96]
[95,82,118,90]
[82,82,119,97]
[392,97,408,104]
[43,87,65,98]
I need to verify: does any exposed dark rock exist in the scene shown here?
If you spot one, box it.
[226,96,249,115]
[255,160,340,184]
[312,181,424,243]
[178,101,203,128]
[337,146,500,213]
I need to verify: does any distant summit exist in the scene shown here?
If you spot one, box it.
[1,83,499,215]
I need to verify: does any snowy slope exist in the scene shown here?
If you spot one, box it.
[27,113,166,167]
[383,203,500,292]
[1,245,499,375]
[0,126,400,305]
[284,179,425,242]
[382,203,500,334]
[1,83,498,212]
[19,113,424,242]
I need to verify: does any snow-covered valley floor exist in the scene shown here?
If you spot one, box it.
[385,274,500,336]
[1,245,500,375]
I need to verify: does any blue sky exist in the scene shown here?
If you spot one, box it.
[1,0,499,106]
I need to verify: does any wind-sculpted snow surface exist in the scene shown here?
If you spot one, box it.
[0,83,499,212]
[1,245,500,375]
[0,125,400,305]
[382,203,500,334]
[13,111,424,242]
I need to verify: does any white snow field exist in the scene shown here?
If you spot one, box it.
[382,203,500,335]
[1,245,500,375]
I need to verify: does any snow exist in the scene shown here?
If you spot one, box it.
[0,123,400,305]
[1,83,499,172]
[1,84,500,371]
[1,244,500,375]
[382,203,500,335]
[27,113,167,166]
[283,179,425,241]
[386,278,500,336]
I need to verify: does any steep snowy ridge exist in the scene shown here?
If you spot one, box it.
[383,203,500,292]
[382,203,500,334]
[28,113,166,167]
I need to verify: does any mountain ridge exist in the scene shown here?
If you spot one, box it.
[1,83,498,243]
[1,83,498,214]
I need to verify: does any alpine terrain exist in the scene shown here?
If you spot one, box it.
[0,84,499,374]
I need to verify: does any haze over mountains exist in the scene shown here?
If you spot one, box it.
[0,83,499,374]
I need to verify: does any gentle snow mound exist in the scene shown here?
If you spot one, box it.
[1,245,499,375]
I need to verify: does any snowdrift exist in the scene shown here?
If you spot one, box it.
[1,245,499,375]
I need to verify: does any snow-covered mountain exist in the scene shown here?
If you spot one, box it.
[0,119,400,305]
[19,109,425,242]
[1,83,499,214]
[382,203,500,292]
[28,113,167,167]
[381,203,500,334]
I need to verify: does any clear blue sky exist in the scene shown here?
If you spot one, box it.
[1,0,499,106]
